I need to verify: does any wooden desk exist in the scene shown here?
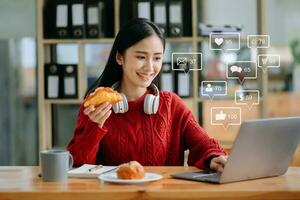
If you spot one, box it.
[1,166,300,200]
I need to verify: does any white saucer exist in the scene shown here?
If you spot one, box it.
[98,172,162,184]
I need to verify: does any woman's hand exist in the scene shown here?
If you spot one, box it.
[83,102,112,128]
[210,155,228,172]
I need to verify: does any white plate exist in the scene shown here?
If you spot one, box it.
[98,172,162,184]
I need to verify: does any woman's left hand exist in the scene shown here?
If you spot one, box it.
[210,155,228,172]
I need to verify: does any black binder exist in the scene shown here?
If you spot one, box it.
[61,64,78,98]
[45,63,61,99]
[136,0,152,20]
[55,0,70,38]
[175,70,192,98]
[168,0,183,37]
[159,62,174,92]
[120,0,135,28]
[85,0,105,38]
[71,0,85,38]
[153,1,167,36]
[43,0,55,38]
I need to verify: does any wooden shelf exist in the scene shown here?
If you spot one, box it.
[44,99,83,105]
[42,37,197,45]
[165,37,194,43]
[196,36,248,43]
[197,97,235,102]
[197,96,265,103]
[42,38,115,44]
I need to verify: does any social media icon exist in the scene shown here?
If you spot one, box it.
[177,57,187,65]
[239,95,244,101]
[257,54,280,72]
[172,52,202,72]
[210,32,240,51]
[214,38,224,46]
[247,35,270,48]
[230,65,243,73]
[201,81,227,100]
[235,90,260,110]
[262,58,268,65]
[226,61,257,84]
[205,84,213,92]
[215,111,226,120]
[211,107,242,129]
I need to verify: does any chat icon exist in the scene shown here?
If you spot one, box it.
[201,81,227,100]
[235,90,260,110]
[230,65,243,73]
[226,61,257,84]
[211,107,241,129]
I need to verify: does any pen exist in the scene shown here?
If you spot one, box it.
[88,164,103,172]
[100,167,117,174]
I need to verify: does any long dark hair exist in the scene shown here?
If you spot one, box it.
[85,18,165,97]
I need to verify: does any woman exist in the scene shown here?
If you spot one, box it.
[67,18,227,172]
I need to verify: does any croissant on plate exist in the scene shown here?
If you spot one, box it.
[116,161,145,179]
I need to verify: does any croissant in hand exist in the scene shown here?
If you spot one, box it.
[83,87,122,107]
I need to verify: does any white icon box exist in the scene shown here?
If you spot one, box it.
[211,107,242,127]
[226,61,257,83]
[201,81,227,99]
[215,111,226,120]
[247,35,270,48]
[257,54,280,68]
[209,32,240,51]
[235,90,260,109]
[172,52,202,71]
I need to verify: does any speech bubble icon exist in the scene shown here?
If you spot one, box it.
[226,61,257,84]
[235,90,260,110]
[257,54,280,73]
[230,65,243,73]
[211,107,241,129]
[201,81,227,100]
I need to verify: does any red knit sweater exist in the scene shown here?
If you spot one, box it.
[67,91,226,169]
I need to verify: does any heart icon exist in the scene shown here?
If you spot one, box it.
[214,38,224,46]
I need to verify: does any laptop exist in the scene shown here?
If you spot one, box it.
[171,117,300,184]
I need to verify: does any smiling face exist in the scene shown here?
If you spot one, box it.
[116,34,164,90]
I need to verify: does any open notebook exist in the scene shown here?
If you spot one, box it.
[68,164,117,178]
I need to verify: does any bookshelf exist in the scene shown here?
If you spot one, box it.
[37,0,267,151]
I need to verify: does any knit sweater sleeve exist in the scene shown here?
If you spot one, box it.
[171,94,227,169]
[67,105,108,166]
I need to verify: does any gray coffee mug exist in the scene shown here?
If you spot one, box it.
[40,149,73,182]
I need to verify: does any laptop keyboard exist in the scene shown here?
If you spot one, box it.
[192,171,221,182]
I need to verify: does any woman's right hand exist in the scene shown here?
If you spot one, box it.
[83,102,112,128]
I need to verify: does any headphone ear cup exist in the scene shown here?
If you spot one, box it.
[144,94,152,114]
[112,93,128,113]
[144,94,159,114]
[152,95,159,114]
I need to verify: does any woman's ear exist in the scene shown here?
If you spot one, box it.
[116,52,123,66]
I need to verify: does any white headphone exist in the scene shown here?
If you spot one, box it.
[111,82,160,115]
